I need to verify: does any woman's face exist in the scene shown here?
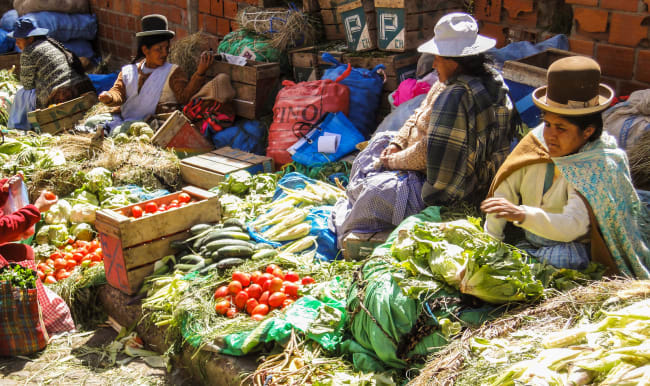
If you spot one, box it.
[432,55,458,82]
[15,37,34,51]
[142,40,170,68]
[543,112,594,157]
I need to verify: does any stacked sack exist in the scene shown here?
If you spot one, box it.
[0,0,97,61]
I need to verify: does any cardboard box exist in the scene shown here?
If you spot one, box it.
[337,0,377,51]
[180,147,274,190]
[96,186,220,294]
[151,110,214,156]
[27,92,97,134]
[342,230,391,260]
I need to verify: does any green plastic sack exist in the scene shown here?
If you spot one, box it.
[217,30,282,63]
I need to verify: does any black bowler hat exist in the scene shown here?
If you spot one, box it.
[135,14,175,39]
[7,18,49,39]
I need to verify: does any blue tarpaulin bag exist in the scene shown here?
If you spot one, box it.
[23,12,97,42]
[0,29,14,54]
[211,119,267,155]
[289,112,364,168]
[89,72,119,94]
[321,53,384,138]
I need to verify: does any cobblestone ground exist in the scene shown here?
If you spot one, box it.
[0,327,191,386]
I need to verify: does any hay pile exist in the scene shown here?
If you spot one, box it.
[628,129,650,191]
[169,32,220,77]
[237,6,318,51]
[409,279,650,386]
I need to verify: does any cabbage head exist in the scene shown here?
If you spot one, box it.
[44,199,71,225]
[35,225,50,245]
[70,189,100,207]
[48,224,69,247]
[225,171,252,195]
[70,203,97,224]
[84,167,113,193]
[71,223,94,241]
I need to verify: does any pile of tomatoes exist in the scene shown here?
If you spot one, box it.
[37,239,103,284]
[214,264,316,320]
[119,192,197,219]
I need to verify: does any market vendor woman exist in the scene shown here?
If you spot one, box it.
[482,56,650,278]
[98,14,213,131]
[7,18,95,130]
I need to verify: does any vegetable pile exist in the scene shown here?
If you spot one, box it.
[118,191,195,219]
[212,170,278,221]
[0,263,37,289]
[37,239,103,284]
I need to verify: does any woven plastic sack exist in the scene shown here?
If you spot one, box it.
[321,53,384,138]
[217,30,281,63]
[267,71,351,165]
[15,0,89,15]
[23,12,97,41]
[211,119,267,155]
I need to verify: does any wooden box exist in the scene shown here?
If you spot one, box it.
[337,0,377,51]
[27,92,97,134]
[151,110,213,156]
[0,52,20,76]
[503,48,578,88]
[374,0,463,51]
[289,46,345,82]
[206,59,280,120]
[343,50,419,91]
[180,147,274,190]
[96,186,221,294]
[319,0,346,41]
[342,230,391,260]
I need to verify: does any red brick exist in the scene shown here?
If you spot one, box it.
[601,0,639,11]
[224,0,238,19]
[574,7,608,33]
[123,0,132,13]
[636,49,650,83]
[473,0,502,23]
[200,13,218,35]
[132,0,141,15]
[597,44,635,79]
[127,16,137,32]
[503,9,538,28]
[569,37,595,56]
[479,21,507,47]
[609,12,649,47]
[211,0,224,17]
[175,28,189,40]
[503,0,533,19]
[646,0,650,11]
[566,0,598,5]
[217,16,231,36]
[230,20,239,31]
[199,0,211,13]
[167,7,183,24]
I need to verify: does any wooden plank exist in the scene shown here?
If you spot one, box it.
[151,111,186,147]
[197,152,253,169]
[304,0,320,12]
[374,0,461,12]
[324,24,346,40]
[233,82,257,101]
[320,8,341,25]
[342,231,381,260]
[318,0,339,9]
[181,162,226,189]
[124,262,156,294]
[207,61,281,85]
[0,52,20,76]
[233,99,256,119]
[186,157,243,175]
[290,48,319,67]
[122,230,190,268]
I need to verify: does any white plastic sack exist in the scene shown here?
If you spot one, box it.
[603,89,650,150]
[15,0,89,15]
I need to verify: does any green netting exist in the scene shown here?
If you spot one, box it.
[217,30,283,63]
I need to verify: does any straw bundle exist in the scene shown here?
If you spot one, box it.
[628,129,650,191]
[169,32,220,78]
[237,6,318,51]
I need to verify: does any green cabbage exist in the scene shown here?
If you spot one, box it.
[48,224,69,247]
[70,203,97,224]
[35,225,50,245]
[44,199,71,225]
[84,167,113,193]
[224,171,252,195]
[70,189,100,207]
[71,223,94,241]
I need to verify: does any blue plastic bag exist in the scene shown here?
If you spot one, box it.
[0,10,18,32]
[290,112,365,167]
[0,29,14,54]
[321,53,384,138]
[211,119,267,155]
[23,12,97,42]
[61,39,94,58]
[89,72,119,94]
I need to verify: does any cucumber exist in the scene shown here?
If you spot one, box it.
[215,258,245,269]
[253,243,274,251]
[190,223,213,235]
[179,254,204,265]
[170,240,188,250]
[251,249,278,260]
[175,263,198,272]
[205,238,255,252]
[217,245,254,259]
[187,261,206,272]
[204,231,251,243]
[199,263,219,275]
[223,218,246,229]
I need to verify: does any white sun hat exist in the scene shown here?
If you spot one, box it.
[417,12,496,57]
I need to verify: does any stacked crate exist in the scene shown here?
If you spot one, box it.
[289,45,345,82]
[337,0,377,51]
[319,0,346,41]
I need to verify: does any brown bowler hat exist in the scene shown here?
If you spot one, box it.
[135,14,175,39]
[532,56,614,116]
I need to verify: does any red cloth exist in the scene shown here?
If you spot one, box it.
[0,178,41,243]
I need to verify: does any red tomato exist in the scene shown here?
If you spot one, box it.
[284,283,299,297]
[251,304,269,316]
[95,248,103,258]
[144,202,158,213]
[245,298,259,314]
[234,291,249,310]
[81,255,92,263]
[37,271,45,281]
[178,192,191,203]
[284,271,300,282]
[259,273,274,283]
[232,271,251,287]
[226,308,238,318]
[250,271,262,284]
[269,277,283,293]
[72,252,84,262]
[282,299,294,308]
[89,261,100,267]
[259,291,270,305]
[272,268,285,280]
[44,275,57,284]
[262,280,271,292]
[171,199,179,205]
[55,269,68,281]
[60,271,71,280]
[214,285,229,299]
[266,264,279,274]
[215,300,230,315]
[65,259,77,271]
[53,258,67,270]
[158,204,167,212]
[268,292,286,308]
[251,314,265,321]
[132,205,143,218]
[45,258,55,267]
[90,253,103,262]
[49,252,62,261]
[44,191,57,200]
[301,276,315,285]
[179,202,187,207]
[37,263,49,272]
[247,283,263,300]
[228,280,243,295]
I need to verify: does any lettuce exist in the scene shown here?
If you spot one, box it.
[71,223,94,241]
[70,203,97,224]
[84,167,113,193]
[44,199,71,225]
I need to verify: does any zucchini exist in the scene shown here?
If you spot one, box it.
[251,249,278,260]
[203,231,251,243]
[190,223,212,235]
[187,261,206,272]
[175,263,198,272]
[215,258,245,269]
[223,218,246,229]
[170,240,188,250]
[217,245,254,259]
[205,238,255,252]
[253,243,274,251]
[199,263,219,275]
[179,254,204,265]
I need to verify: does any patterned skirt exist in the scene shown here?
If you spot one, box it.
[518,231,590,270]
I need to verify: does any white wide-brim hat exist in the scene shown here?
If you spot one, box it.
[418,12,496,57]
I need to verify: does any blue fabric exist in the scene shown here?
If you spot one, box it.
[8,88,36,130]
[89,73,119,95]
[0,29,14,54]
[0,10,18,32]
[291,112,365,167]
[61,39,94,59]
[23,12,97,42]
[211,119,267,155]
[488,34,569,68]
[505,79,540,129]
[519,232,590,270]
[321,53,384,139]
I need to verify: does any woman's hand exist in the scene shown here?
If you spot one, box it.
[2,174,23,193]
[196,51,214,76]
[480,197,526,223]
[381,143,400,158]
[98,91,113,104]
[33,191,58,213]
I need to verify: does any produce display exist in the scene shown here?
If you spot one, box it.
[0,263,37,289]
[117,191,196,219]
[211,170,278,221]
[36,239,103,284]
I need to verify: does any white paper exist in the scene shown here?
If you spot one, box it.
[318,132,340,153]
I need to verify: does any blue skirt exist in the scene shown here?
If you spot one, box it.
[518,231,590,270]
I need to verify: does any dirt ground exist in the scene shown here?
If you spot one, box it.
[0,327,192,386]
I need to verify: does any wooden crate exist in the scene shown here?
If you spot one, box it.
[0,52,20,76]
[343,50,419,91]
[342,230,391,260]
[503,48,578,88]
[205,59,280,120]
[337,0,377,51]
[96,186,221,294]
[151,110,213,156]
[374,0,463,51]
[27,92,97,134]
[180,147,274,190]
[289,46,345,82]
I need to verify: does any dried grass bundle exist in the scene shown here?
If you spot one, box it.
[169,32,220,78]
[238,6,318,51]
[82,102,112,122]
[29,163,86,201]
[52,133,111,162]
[628,129,650,191]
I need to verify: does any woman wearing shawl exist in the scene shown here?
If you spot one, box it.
[482,56,649,278]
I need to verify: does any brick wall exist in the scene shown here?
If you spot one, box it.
[473,0,650,95]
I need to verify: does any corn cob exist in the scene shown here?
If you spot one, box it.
[262,208,308,239]
[542,328,588,348]
[252,203,295,229]
[269,222,312,242]
[282,235,318,253]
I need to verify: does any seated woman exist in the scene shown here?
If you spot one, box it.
[98,14,214,132]
[7,18,95,130]
[482,56,649,278]
[331,13,517,247]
